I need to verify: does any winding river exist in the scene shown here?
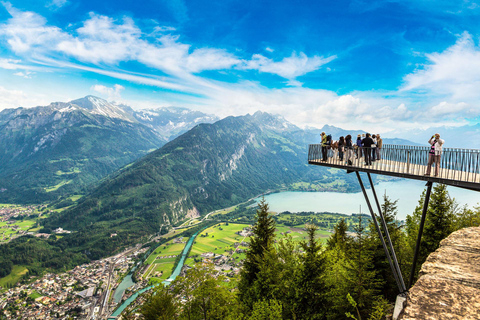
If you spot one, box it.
[109,228,204,318]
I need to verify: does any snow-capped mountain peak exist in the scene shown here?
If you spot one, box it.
[68,96,135,122]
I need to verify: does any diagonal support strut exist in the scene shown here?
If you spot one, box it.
[367,172,407,293]
[355,171,405,294]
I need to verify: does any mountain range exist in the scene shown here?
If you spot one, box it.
[44,111,357,235]
[0,96,217,203]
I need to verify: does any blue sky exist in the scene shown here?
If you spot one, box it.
[1,0,480,133]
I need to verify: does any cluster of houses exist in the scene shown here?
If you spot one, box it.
[0,205,45,221]
[0,205,47,243]
[0,247,146,319]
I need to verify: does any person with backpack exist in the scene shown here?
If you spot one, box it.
[321,132,328,161]
[345,135,354,165]
[326,134,333,158]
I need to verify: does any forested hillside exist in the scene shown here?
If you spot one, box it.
[0,96,217,204]
[44,112,357,238]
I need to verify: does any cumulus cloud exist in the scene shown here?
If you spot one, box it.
[91,84,124,100]
[0,3,67,53]
[0,86,48,110]
[403,32,480,101]
[57,14,141,64]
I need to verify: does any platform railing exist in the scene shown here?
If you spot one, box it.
[308,144,480,184]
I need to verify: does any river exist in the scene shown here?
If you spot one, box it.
[109,228,204,318]
[256,178,480,220]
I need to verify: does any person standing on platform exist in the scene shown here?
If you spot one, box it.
[372,134,377,162]
[338,136,345,161]
[362,133,374,165]
[376,134,383,160]
[425,133,444,176]
[356,134,363,158]
[321,132,328,161]
[345,135,354,165]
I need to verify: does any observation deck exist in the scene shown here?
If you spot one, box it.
[308,144,480,191]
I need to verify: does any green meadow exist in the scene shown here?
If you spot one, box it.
[187,223,247,258]
[0,266,28,290]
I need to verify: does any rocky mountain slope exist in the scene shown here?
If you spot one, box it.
[0,96,217,203]
[399,227,480,319]
[45,111,355,236]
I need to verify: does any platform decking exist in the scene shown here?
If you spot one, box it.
[308,144,480,191]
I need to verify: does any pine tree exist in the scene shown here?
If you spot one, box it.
[454,206,480,229]
[344,216,380,319]
[406,184,455,284]
[238,198,276,309]
[324,219,351,319]
[248,299,283,320]
[139,285,178,320]
[295,224,327,319]
[326,218,349,251]
[173,263,237,320]
[421,184,454,260]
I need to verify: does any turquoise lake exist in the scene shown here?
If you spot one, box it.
[257,178,480,220]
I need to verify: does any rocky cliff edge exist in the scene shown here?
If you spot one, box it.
[400,226,480,319]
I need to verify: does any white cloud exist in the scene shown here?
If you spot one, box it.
[0,3,67,53]
[0,5,331,91]
[0,58,22,69]
[57,14,140,64]
[13,70,34,78]
[0,85,48,110]
[403,31,480,101]
[91,84,124,101]
[4,4,478,132]
[243,52,336,83]
[185,48,240,73]
[46,0,68,10]
[153,26,176,33]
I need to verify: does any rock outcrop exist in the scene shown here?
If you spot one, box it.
[400,227,480,319]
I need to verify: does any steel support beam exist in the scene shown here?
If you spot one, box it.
[355,171,405,294]
[367,173,407,293]
[408,181,433,289]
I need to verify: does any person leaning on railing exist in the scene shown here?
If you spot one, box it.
[425,133,444,177]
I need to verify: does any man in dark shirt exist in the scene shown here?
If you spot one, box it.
[362,133,374,165]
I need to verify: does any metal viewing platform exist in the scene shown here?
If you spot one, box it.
[308,144,480,191]
[307,143,480,304]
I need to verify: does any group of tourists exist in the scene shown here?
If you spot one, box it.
[320,132,383,166]
[319,132,445,176]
